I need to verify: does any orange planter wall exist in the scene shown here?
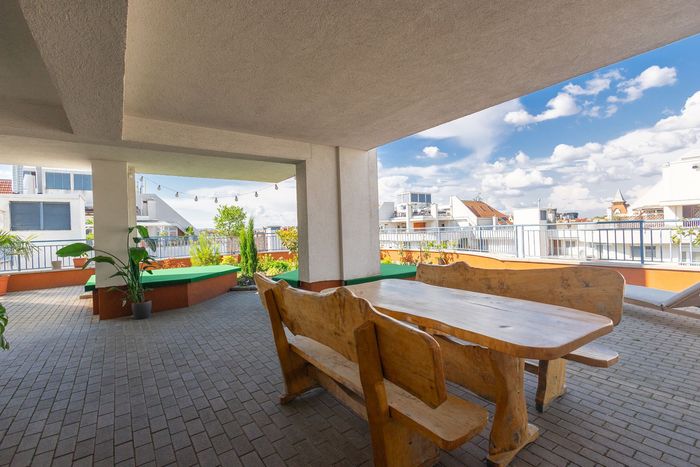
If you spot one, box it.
[93,272,237,319]
[6,268,96,292]
[3,251,294,293]
[380,249,700,292]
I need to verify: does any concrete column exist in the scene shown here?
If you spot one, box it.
[296,145,380,290]
[91,160,136,287]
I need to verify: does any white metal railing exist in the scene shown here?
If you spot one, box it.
[379,219,700,266]
[0,233,286,273]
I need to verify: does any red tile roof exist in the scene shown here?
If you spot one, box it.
[462,200,507,219]
[0,179,12,194]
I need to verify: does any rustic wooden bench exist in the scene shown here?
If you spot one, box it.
[254,273,488,466]
[415,262,624,412]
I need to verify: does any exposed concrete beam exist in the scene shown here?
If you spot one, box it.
[0,135,296,183]
[122,116,313,163]
[19,0,127,140]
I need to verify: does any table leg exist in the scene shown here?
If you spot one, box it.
[434,336,539,467]
[535,358,567,412]
[486,351,539,467]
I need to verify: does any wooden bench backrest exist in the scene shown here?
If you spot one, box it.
[254,274,447,407]
[364,311,447,408]
[416,262,624,325]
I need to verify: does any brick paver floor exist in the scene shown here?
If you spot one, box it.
[0,286,699,466]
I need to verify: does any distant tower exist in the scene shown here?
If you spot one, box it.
[610,189,629,217]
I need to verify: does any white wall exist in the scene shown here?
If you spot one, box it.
[0,193,85,241]
[378,201,395,221]
[449,196,478,226]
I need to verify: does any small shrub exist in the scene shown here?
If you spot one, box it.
[276,227,298,265]
[258,254,293,277]
[159,258,188,269]
[221,255,239,266]
[238,218,258,277]
[190,233,222,266]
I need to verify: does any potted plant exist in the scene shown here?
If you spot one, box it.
[72,253,89,269]
[57,226,158,319]
[0,231,37,296]
[51,259,63,270]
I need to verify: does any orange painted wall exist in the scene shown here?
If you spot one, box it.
[381,249,700,292]
[7,268,96,292]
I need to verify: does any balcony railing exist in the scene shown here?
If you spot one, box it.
[0,233,286,273]
[379,219,700,267]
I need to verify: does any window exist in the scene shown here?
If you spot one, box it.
[73,174,92,190]
[10,202,40,230]
[10,202,71,231]
[411,193,419,202]
[45,172,71,190]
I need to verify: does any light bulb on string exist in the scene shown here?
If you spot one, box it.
[255,191,258,198]
[194,195,198,202]
[157,185,161,191]
[274,184,278,190]
[175,192,179,198]
[214,197,218,203]
[234,195,238,202]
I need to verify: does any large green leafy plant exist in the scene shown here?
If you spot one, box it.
[57,226,157,305]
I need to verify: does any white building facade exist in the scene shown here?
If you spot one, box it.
[630,155,700,220]
[379,192,508,231]
[12,165,94,210]
[0,193,86,241]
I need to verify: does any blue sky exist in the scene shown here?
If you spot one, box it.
[3,34,700,227]
[377,33,700,217]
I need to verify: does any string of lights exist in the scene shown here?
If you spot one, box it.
[138,175,289,203]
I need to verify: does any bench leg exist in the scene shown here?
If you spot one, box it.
[279,353,318,404]
[486,351,539,467]
[535,359,567,412]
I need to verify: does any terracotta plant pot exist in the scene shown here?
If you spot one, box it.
[73,257,88,268]
[51,260,63,270]
[131,300,152,320]
[0,275,8,296]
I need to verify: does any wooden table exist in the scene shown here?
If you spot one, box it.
[343,279,613,466]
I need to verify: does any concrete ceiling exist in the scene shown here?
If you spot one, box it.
[1,0,700,180]
[124,1,700,150]
[0,1,61,106]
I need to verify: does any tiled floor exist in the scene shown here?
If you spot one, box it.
[0,286,699,466]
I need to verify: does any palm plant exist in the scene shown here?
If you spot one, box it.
[57,226,157,306]
[0,231,36,349]
[0,230,37,259]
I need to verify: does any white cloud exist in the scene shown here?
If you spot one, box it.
[608,65,677,103]
[417,99,521,160]
[514,151,529,164]
[482,168,553,192]
[379,90,700,217]
[504,92,580,126]
[417,146,448,160]
[548,183,602,212]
